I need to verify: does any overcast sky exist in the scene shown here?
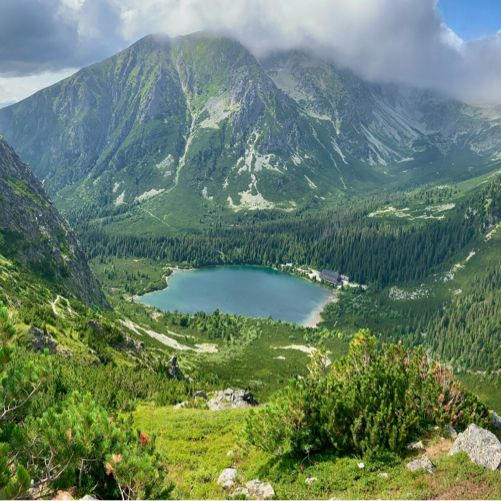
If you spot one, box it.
[1,0,501,107]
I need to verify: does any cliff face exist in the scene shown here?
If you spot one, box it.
[0,137,107,308]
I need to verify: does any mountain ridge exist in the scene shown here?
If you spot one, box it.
[0,136,107,307]
[1,33,500,229]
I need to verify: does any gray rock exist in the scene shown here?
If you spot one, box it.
[305,477,317,484]
[217,468,238,490]
[245,479,275,500]
[174,401,188,409]
[406,455,435,474]
[449,423,501,471]
[79,496,97,500]
[443,424,458,439]
[491,411,501,430]
[231,486,250,498]
[407,440,424,450]
[30,326,58,353]
[194,390,208,399]
[208,388,258,410]
[123,334,144,353]
[167,355,188,381]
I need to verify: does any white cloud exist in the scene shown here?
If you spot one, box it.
[2,0,501,104]
[112,0,501,104]
[0,69,76,107]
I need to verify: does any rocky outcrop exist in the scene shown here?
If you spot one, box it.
[0,138,106,308]
[406,455,435,474]
[449,423,501,471]
[30,326,58,354]
[166,355,189,381]
[207,388,258,410]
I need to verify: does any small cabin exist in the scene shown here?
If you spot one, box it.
[320,270,342,285]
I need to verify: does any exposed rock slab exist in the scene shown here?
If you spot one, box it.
[208,388,258,410]
[449,423,501,471]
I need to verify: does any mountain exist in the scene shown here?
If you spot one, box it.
[0,33,500,230]
[0,137,106,307]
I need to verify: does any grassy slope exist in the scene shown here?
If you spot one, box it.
[134,405,501,500]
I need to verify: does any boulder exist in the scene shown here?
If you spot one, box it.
[407,440,424,450]
[194,390,208,399]
[449,423,501,471]
[491,411,501,431]
[245,479,275,500]
[217,468,238,490]
[208,389,258,410]
[231,486,250,498]
[30,326,58,353]
[443,424,458,439]
[123,335,144,353]
[406,455,435,474]
[305,477,317,484]
[166,355,188,381]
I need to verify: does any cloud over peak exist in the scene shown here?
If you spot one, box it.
[2,0,501,104]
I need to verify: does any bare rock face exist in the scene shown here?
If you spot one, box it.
[406,455,435,474]
[0,138,107,308]
[207,388,258,410]
[449,423,501,471]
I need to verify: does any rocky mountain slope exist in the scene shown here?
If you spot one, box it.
[0,33,500,225]
[0,137,106,307]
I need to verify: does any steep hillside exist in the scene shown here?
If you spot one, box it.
[0,33,500,230]
[0,137,106,307]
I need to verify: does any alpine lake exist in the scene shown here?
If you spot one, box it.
[136,265,333,326]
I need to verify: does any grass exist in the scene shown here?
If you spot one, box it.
[134,405,501,500]
[90,256,171,298]
[458,373,501,413]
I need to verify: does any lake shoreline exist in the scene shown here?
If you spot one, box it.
[136,264,333,326]
[301,289,339,328]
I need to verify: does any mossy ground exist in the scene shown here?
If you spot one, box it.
[134,405,501,500]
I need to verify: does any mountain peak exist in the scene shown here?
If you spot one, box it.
[0,36,500,231]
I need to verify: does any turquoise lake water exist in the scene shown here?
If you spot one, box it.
[136,265,331,325]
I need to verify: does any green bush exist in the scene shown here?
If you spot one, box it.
[0,303,174,499]
[246,330,489,458]
[23,392,173,499]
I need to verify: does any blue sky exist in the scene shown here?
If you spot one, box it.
[439,0,501,39]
